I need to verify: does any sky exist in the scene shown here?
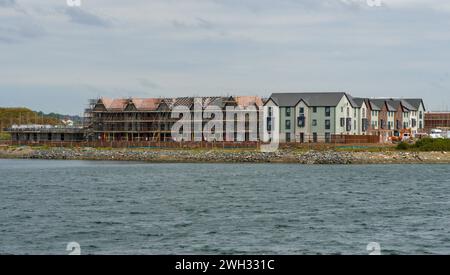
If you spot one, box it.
[0,0,450,115]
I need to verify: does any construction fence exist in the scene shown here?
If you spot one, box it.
[6,134,381,148]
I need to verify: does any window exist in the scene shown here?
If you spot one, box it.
[419,121,423,129]
[362,118,368,132]
[341,107,344,113]
[340,118,345,127]
[285,108,291,117]
[313,133,318,143]
[267,117,272,131]
[299,107,304,114]
[419,111,423,119]
[298,115,305,128]
[312,119,317,127]
[325,107,331,117]
[325,133,331,143]
[380,119,385,129]
[325,120,331,130]
[346,118,352,132]
[347,107,350,117]
[354,120,357,130]
[286,133,291,142]
[354,109,357,117]
[268,107,273,117]
[313,107,317,113]
[285,120,291,130]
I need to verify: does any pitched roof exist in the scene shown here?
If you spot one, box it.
[400,100,415,111]
[352,97,366,108]
[386,99,402,110]
[368,99,398,112]
[131,98,161,111]
[268,92,354,107]
[110,99,128,110]
[162,97,195,109]
[402,99,424,111]
[202,97,229,108]
[99,98,113,108]
[385,101,397,112]
[365,99,382,111]
[234,96,263,107]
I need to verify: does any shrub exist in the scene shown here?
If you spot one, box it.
[0,132,10,140]
[397,138,450,152]
[412,138,450,151]
[396,142,410,150]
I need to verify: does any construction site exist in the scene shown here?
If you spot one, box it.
[83,96,264,142]
[424,112,450,132]
[4,94,430,147]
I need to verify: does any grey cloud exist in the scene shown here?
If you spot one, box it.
[137,78,160,90]
[172,17,215,30]
[210,0,367,13]
[0,0,27,14]
[0,22,45,44]
[0,0,15,8]
[64,8,111,28]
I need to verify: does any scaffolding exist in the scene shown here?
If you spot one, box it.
[83,96,263,142]
[424,112,450,132]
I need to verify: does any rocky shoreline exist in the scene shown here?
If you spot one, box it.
[1,146,449,164]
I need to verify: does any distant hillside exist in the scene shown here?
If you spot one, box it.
[0,108,62,132]
[35,111,83,125]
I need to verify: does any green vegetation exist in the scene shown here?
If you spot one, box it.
[0,132,10,140]
[0,108,61,128]
[0,107,62,139]
[35,111,82,125]
[335,145,396,152]
[397,138,450,151]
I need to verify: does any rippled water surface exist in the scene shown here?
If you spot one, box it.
[1,159,450,254]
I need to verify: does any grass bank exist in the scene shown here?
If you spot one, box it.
[397,138,450,152]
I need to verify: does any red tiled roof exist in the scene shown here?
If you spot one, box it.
[99,97,113,108]
[131,98,161,111]
[108,99,128,110]
[234,96,263,107]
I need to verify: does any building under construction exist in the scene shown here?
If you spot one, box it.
[424,112,450,132]
[84,96,264,142]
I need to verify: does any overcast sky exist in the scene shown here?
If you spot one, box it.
[1,0,450,115]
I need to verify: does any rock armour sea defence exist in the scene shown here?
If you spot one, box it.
[1,146,449,164]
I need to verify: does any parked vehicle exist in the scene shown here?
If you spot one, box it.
[430,129,444,139]
[390,128,413,143]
